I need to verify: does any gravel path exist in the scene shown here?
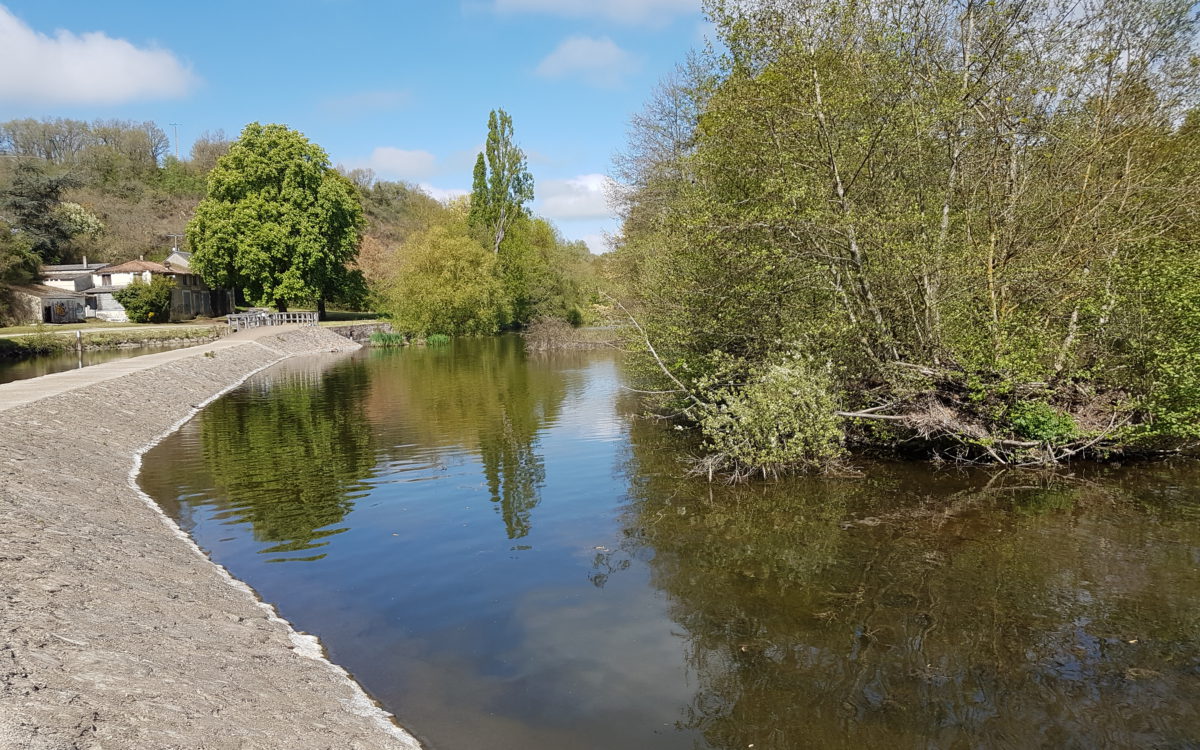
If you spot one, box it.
[0,327,421,750]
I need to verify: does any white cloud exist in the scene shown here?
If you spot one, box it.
[418,183,469,203]
[495,0,698,25]
[537,173,615,221]
[0,6,197,104]
[358,147,438,180]
[321,89,411,115]
[535,36,640,88]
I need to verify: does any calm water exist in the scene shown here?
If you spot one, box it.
[0,343,198,384]
[139,337,1200,750]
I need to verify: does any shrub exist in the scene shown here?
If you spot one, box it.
[17,326,68,355]
[697,356,844,477]
[113,277,174,323]
[1007,401,1078,443]
[425,333,451,346]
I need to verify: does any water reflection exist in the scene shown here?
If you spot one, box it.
[616,419,1200,749]
[0,342,198,385]
[361,339,568,540]
[143,356,376,561]
[141,337,574,562]
[138,341,1200,749]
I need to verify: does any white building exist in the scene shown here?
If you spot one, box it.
[32,253,232,324]
[40,261,108,294]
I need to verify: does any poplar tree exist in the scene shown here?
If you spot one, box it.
[468,109,534,253]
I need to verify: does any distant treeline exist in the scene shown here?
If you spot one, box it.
[1,114,603,333]
[0,117,228,176]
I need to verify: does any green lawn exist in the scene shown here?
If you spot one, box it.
[0,319,225,337]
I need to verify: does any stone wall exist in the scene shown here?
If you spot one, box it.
[327,322,397,343]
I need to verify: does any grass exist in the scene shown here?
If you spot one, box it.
[0,325,224,359]
[368,331,407,348]
[0,319,225,336]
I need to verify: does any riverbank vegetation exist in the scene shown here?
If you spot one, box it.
[0,325,223,358]
[613,0,1200,474]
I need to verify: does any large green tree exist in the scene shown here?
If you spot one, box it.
[186,122,364,315]
[468,109,534,254]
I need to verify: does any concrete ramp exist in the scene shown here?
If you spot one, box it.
[0,327,421,749]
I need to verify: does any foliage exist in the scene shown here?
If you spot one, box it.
[468,109,534,253]
[695,355,845,477]
[186,123,364,315]
[0,162,81,261]
[0,118,168,176]
[0,219,39,325]
[376,218,510,336]
[425,333,451,346]
[614,0,1200,471]
[368,331,407,347]
[498,215,598,326]
[10,326,64,355]
[113,276,175,323]
[1006,402,1079,444]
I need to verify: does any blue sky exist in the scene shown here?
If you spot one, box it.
[0,1,714,252]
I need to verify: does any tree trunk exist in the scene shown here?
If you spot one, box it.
[317,296,327,321]
[275,299,288,313]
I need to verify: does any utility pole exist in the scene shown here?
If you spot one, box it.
[169,123,182,160]
[166,233,184,252]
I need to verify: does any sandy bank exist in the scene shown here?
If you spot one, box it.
[0,327,420,750]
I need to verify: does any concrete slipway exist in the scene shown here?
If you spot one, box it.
[0,326,422,750]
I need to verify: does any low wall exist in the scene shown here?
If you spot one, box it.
[327,321,396,343]
[0,327,420,749]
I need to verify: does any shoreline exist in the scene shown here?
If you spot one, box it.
[0,326,227,360]
[0,326,421,749]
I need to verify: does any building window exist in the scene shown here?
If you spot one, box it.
[101,274,111,285]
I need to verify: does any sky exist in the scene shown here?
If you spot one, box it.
[0,0,716,253]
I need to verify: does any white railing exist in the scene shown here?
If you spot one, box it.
[227,311,319,331]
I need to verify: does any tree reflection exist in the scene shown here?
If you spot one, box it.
[195,359,376,561]
[361,336,569,539]
[616,421,1200,749]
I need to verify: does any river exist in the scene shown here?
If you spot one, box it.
[0,343,201,385]
[138,336,1200,749]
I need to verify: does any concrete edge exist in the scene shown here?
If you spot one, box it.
[122,339,423,749]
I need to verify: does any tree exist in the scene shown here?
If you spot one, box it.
[377,217,510,336]
[0,219,39,324]
[468,109,534,253]
[186,123,364,316]
[189,129,231,173]
[614,0,1200,472]
[498,216,597,326]
[0,162,81,261]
